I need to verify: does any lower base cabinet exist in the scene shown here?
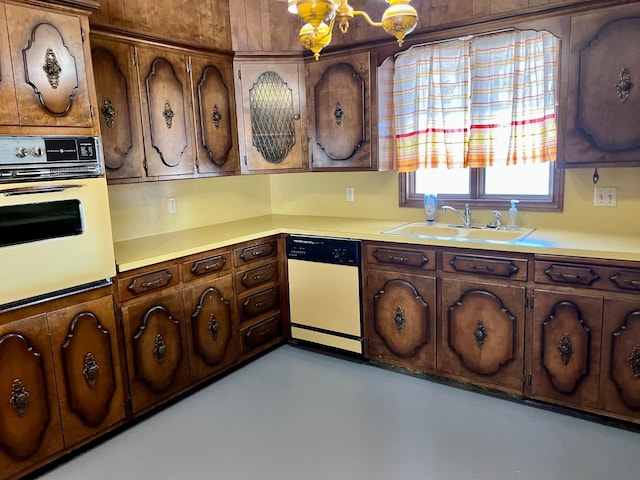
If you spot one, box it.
[121,291,191,414]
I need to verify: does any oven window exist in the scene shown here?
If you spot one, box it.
[0,200,83,247]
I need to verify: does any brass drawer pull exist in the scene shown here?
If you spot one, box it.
[472,264,494,273]
[254,299,270,309]
[253,273,267,281]
[611,271,640,291]
[543,264,599,286]
[127,270,173,294]
[141,278,164,289]
[390,256,409,263]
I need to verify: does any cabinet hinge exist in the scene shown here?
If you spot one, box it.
[125,395,133,413]
[90,104,95,118]
[244,155,248,166]
[528,373,532,386]
[81,28,85,42]
[132,50,138,66]
[187,58,191,74]
[525,294,534,309]
[238,69,242,80]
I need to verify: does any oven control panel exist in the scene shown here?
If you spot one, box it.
[0,136,103,182]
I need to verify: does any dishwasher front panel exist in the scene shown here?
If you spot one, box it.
[286,236,363,354]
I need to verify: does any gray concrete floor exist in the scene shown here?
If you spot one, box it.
[39,345,640,480]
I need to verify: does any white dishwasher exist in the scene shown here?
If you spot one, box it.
[286,235,363,354]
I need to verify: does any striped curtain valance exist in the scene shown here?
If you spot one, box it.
[392,30,559,172]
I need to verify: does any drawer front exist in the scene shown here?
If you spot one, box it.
[182,251,231,282]
[443,252,527,281]
[536,260,640,292]
[238,287,280,322]
[241,314,282,354]
[118,265,179,301]
[366,244,436,271]
[235,262,279,294]
[234,239,278,267]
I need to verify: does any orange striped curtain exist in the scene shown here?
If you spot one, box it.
[392,30,559,172]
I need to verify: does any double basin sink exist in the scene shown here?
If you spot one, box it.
[382,222,536,244]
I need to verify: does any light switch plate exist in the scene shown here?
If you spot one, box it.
[594,187,617,207]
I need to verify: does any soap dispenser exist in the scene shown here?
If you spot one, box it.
[507,200,519,230]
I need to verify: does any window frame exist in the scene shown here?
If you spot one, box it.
[399,165,564,211]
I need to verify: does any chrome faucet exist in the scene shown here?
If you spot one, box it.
[491,210,503,230]
[442,203,472,227]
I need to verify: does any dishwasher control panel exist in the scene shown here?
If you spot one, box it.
[286,236,360,266]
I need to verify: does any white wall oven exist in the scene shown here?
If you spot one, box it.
[0,136,115,310]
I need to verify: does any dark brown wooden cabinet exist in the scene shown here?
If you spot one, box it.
[181,249,238,382]
[363,243,436,372]
[47,296,126,448]
[91,34,145,181]
[0,314,63,479]
[234,60,308,173]
[601,298,640,422]
[306,51,374,171]
[121,291,191,414]
[0,1,96,132]
[136,45,197,179]
[190,54,239,176]
[562,2,640,167]
[530,289,603,409]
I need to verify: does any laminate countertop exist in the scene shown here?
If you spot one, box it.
[113,214,640,272]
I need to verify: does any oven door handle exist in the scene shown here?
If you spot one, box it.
[1,184,83,197]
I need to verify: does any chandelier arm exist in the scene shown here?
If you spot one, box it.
[351,10,383,28]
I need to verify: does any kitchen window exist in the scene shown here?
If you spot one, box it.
[380,29,563,211]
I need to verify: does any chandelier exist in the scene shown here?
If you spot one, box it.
[288,0,418,60]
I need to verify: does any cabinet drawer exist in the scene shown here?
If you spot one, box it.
[118,265,179,302]
[443,252,527,281]
[234,239,278,267]
[366,244,436,271]
[182,250,231,282]
[240,314,282,354]
[536,259,640,292]
[238,286,280,323]
[235,262,279,294]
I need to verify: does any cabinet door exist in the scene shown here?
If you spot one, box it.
[0,4,18,125]
[190,55,238,176]
[236,61,307,173]
[601,298,640,421]
[365,270,436,372]
[562,3,640,167]
[0,315,63,479]
[439,278,526,394]
[530,289,603,409]
[307,52,373,170]
[47,296,126,447]
[5,3,93,128]
[121,292,191,414]
[91,35,145,182]
[183,275,238,382]
[137,46,196,178]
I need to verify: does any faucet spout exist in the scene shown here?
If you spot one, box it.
[442,204,472,227]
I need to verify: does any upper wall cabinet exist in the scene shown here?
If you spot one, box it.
[306,51,375,171]
[234,60,308,173]
[190,54,239,176]
[562,2,640,167]
[0,2,96,133]
[91,33,238,182]
[91,34,145,181]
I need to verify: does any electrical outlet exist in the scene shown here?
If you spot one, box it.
[594,187,617,207]
[346,187,354,202]
[167,197,177,214]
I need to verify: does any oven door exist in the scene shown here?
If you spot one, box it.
[0,177,115,308]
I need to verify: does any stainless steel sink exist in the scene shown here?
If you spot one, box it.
[381,222,536,244]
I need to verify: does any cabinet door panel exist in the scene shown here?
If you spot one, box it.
[5,4,93,127]
[137,47,196,177]
[237,62,306,172]
[48,296,126,447]
[531,289,603,409]
[602,299,640,420]
[0,315,62,478]
[439,278,525,394]
[0,4,18,125]
[308,52,372,170]
[366,270,435,372]
[184,275,238,382]
[191,56,238,175]
[122,292,190,413]
[91,35,144,181]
